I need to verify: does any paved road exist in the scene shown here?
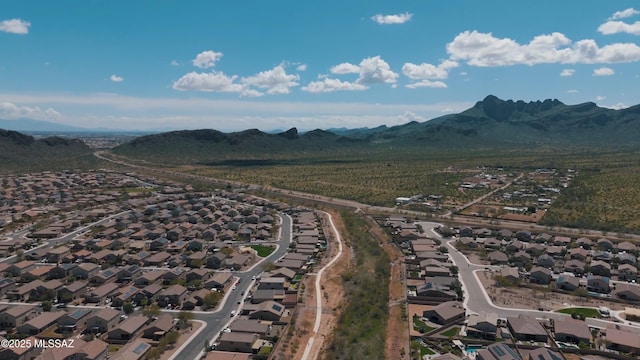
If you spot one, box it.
[0,210,130,264]
[172,214,293,360]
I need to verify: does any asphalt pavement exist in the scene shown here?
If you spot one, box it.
[172,214,293,360]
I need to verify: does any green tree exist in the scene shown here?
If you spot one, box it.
[261,261,276,272]
[203,291,222,310]
[143,304,161,317]
[41,300,52,312]
[177,311,194,329]
[123,302,134,315]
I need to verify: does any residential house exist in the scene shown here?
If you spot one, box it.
[466,311,498,340]
[258,277,286,291]
[524,243,545,257]
[500,267,520,283]
[590,260,611,277]
[134,270,166,288]
[587,275,610,294]
[217,332,260,353]
[85,282,119,303]
[477,343,522,360]
[72,262,100,280]
[556,275,580,292]
[564,259,586,276]
[529,267,552,285]
[553,236,571,247]
[143,252,171,267]
[507,315,547,342]
[39,338,108,360]
[17,311,64,335]
[526,348,563,360]
[575,237,593,249]
[617,241,638,254]
[422,301,465,325]
[157,284,187,307]
[248,301,288,322]
[142,314,175,340]
[107,315,148,343]
[0,305,32,328]
[205,252,227,269]
[596,238,614,251]
[613,283,640,302]
[488,251,508,265]
[46,246,70,263]
[567,248,587,261]
[86,308,121,333]
[554,317,591,344]
[57,281,87,303]
[606,327,640,355]
[5,260,36,277]
[229,319,270,338]
[515,230,532,242]
[618,264,638,282]
[536,254,555,268]
[48,263,77,280]
[204,272,233,290]
[592,251,612,263]
[616,252,637,266]
[57,308,92,331]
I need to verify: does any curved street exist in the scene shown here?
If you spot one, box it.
[169,214,293,360]
[417,221,640,332]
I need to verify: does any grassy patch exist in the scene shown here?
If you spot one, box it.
[250,245,275,257]
[441,327,460,337]
[421,346,435,356]
[412,315,435,333]
[557,307,600,318]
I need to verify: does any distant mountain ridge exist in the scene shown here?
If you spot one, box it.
[0,118,89,132]
[0,129,96,172]
[111,95,640,163]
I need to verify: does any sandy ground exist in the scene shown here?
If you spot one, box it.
[368,216,410,360]
[407,304,434,337]
[270,210,348,360]
[477,270,628,311]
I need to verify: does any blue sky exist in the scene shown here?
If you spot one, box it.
[1,1,640,131]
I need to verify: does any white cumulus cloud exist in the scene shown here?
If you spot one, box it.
[402,60,458,88]
[296,64,307,71]
[0,101,61,120]
[330,62,360,74]
[598,20,640,35]
[593,67,614,76]
[192,50,224,69]
[405,80,448,89]
[0,18,30,34]
[560,69,575,77]
[172,71,243,92]
[446,30,640,66]
[110,74,124,82]
[371,12,413,25]
[241,65,300,95]
[609,8,639,20]
[301,78,368,93]
[356,56,398,84]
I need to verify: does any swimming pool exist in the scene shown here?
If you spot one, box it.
[465,345,484,353]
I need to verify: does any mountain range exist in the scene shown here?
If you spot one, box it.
[2,95,640,170]
[0,129,96,172]
[113,95,640,163]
